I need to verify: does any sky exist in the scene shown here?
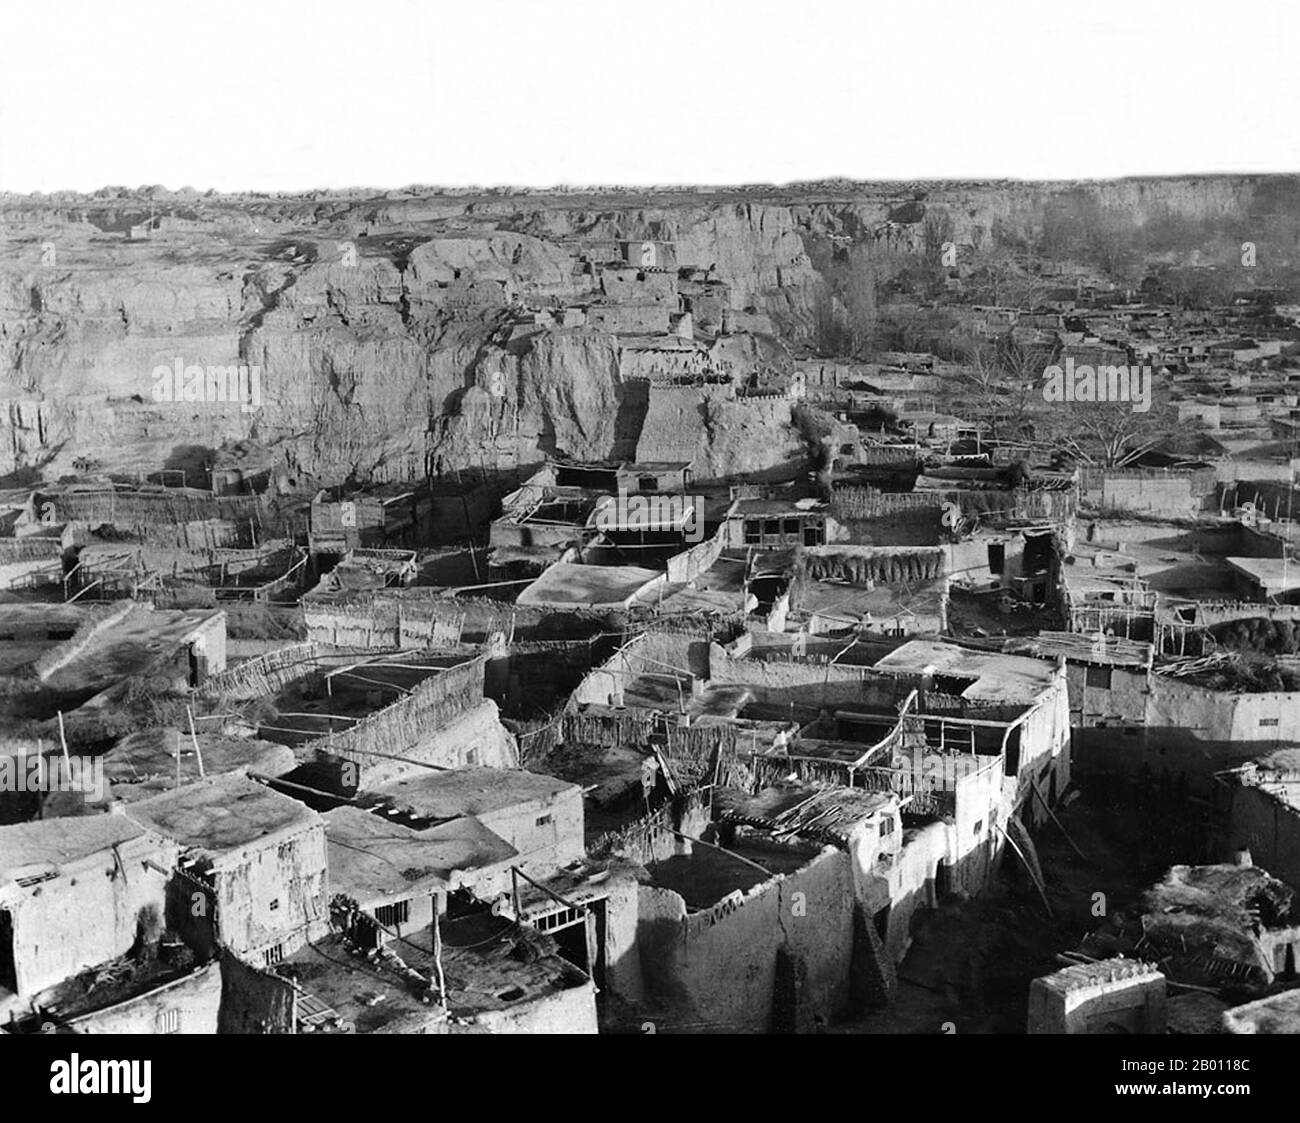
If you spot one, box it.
[2,0,1298,194]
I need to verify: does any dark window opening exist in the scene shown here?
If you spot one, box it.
[987,543,1005,575]
[444,889,486,921]
[1086,665,1112,690]
[638,476,658,492]
[749,575,788,612]
[1004,728,1022,777]
[934,863,950,901]
[553,919,591,980]
[932,674,977,696]
[0,909,15,993]
[375,900,410,928]
[1023,532,1054,574]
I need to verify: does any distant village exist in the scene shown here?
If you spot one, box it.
[5,215,1300,1037]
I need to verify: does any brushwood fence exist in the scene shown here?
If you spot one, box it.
[589,787,712,864]
[198,642,366,700]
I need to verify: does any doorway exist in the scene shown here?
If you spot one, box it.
[0,908,16,994]
[934,861,951,903]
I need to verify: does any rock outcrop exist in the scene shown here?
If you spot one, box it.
[0,176,1291,486]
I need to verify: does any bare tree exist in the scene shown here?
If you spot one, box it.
[957,335,1054,444]
[921,208,955,263]
[813,244,877,357]
[1027,386,1190,468]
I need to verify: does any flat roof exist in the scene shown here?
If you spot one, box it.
[105,729,296,795]
[873,638,1058,704]
[1227,557,1300,594]
[730,498,823,517]
[124,774,320,862]
[324,805,517,901]
[0,604,91,630]
[366,767,579,821]
[617,461,691,472]
[284,933,447,1034]
[586,493,696,532]
[515,562,662,609]
[797,578,943,618]
[778,737,882,766]
[0,815,153,885]
[1009,630,1154,669]
[37,604,224,695]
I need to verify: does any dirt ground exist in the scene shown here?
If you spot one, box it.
[838,776,1211,1034]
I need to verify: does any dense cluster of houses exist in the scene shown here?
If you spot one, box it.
[5,228,1300,1035]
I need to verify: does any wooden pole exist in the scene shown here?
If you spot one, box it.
[56,711,71,772]
[188,705,205,779]
[35,738,45,820]
[997,824,1053,917]
[431,902,446,1002]
[1029,777,1090,864]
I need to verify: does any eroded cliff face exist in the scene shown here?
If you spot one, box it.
[0,176,1282,486]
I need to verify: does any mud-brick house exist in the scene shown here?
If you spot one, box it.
[322,805,518,947]
[1226,557,1300,604]
[870,639,1073,828]
[1142,667,1300,785]
[359,768,585,896]
[715,783,919,994]
[722,497,830,551]
[309,483,433,559]
[59,961,224,1035]
[280,925,597,1035]
[1005,631,1153,776]
[1028,959,1167,1034]
[0,816,179,1023]
[1220,750,1300,893]
[124,775,329,968]
[790,545,949,636]
[613,461,693,495]
[610,798,864,1033]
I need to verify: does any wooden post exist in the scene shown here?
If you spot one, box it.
[56,710,71,773]
[188,705,205,779]
[431,901,446,1002]
[35,738,45,820]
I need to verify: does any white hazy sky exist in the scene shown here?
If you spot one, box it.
[2,0,1297,193]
